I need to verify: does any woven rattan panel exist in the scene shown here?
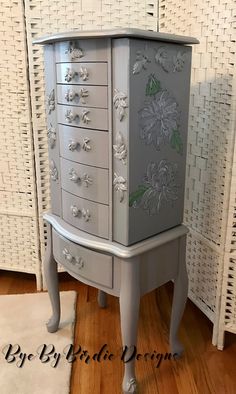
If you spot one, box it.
[159,0,236,347]
[218,92,236,348]
[186,231,223,322]
[24,0,158,267]
[0,0,41,288]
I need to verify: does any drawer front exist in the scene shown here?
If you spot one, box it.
[62,190,109,239]
[59,125,109,168]
[55,39,108,63]
[57,85,108,108]
[52,229,112,287]
[56,63,108,85]
[61,158,109,204]
[57,104,108,131]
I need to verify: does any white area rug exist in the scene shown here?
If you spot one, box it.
[0,291,77,394]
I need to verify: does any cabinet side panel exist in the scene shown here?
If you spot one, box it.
[112,39,130,245]
[128,39,192,244]
[44,45,62,216]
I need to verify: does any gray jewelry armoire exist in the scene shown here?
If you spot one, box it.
[34,29,198,393]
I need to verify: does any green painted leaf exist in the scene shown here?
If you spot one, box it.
[146,74,161,96]
[170,129,183,155]
[129,185,149,207]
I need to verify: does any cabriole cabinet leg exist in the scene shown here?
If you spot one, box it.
[44,222,61,333]
[119,257,140,394]
[169,235,188,356]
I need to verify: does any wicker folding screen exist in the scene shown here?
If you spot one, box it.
[0,0,41,289]
[159,0,236,349]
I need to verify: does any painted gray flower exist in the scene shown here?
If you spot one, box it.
[139,90,179,150]
[130,160,179,215]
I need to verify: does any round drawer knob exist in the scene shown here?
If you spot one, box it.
[65,89,77,102]
[68,139,80,151]
[70,205,81,217]
[65,109,79,123]
[75,256,84,269]
[69,168,81,183]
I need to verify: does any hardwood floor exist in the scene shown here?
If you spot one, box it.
[0,270,235,394]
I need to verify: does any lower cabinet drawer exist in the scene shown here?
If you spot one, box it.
[52,229,113,288]
[62,190,109,239]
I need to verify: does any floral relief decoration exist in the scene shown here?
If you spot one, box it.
[113,173,127,202]
[139,74,183,154]
[132,46,187,75]
[49,160,58,181]
[47,124,56,148]
[155,47,187,73]
[173,51,186,72]
[113,132,127,164]
[65,42,84,60]
[113,89,128,121]
[133,50,151,75]
[129,159,179,215]
[47,89,55,114]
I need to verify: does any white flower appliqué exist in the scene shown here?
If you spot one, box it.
[113,89,128,121]
[113,132,127,164]
[113,173,127,202]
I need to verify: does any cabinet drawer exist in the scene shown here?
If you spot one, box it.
[62,190,109,239]
[57,104,108,131]
[59,125,109,168]
[52,229,112,287]
[56,63,108,85]
[61,157,109,204]
[55,39,108,63]
[57,85,108,108]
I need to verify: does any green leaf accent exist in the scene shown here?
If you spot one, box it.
[170,129,183,155]
[146,74,161,96]
[129,185,149,207]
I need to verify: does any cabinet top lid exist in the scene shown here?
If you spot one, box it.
[33,28,199,45]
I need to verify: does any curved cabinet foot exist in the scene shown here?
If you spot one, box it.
[46,315,60,333]
[169,235,188,357]
[97,290,107,308]
[123,377,138,394]
[44,222,61,333]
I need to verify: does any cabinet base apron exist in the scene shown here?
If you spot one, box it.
[44,213,188,394]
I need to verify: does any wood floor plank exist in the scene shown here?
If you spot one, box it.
[0,270,236,393]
